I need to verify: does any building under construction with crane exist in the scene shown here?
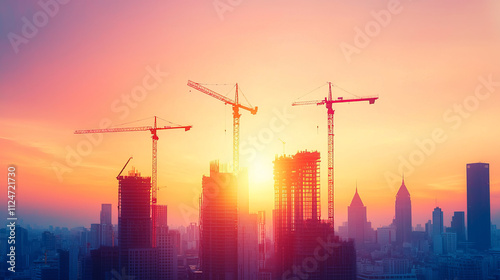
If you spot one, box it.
[273,151,356,280]
[75,116,191,249]
[188,80,260,280]
[117,168,153,277]
[292,82,378,231]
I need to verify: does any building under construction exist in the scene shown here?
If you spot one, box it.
[117,168,153,277]
[273,151,321,278]
[273,151,356,280]
[200,161,238,280]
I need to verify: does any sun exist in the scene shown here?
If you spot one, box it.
[247,155,274,187]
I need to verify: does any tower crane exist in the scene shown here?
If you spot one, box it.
[75,116,192,247]
[187,80,257,174]
[292,82,378,231]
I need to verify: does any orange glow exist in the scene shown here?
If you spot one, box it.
[0,0,499,230]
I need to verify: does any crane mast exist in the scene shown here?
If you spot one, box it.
[187,80,257,174]
[75,116,191,247]
[292,82,378,231]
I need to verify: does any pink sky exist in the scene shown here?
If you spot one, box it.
[1,0,499,230]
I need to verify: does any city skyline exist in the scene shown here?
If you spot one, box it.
[1,0,500,231]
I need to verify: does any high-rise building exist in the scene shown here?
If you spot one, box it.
[395,177,412,245]
[200,161,238,280]
[100,204,113,247]
[273,151,320,277]
[467,162,491,251]
[100,203,112,225]
[348,187,367,247]
[432,207,444,237]
[450,211,466,249]
[425,220,432,238]
[273,151,355,279]
[117,168,152,275]
[432,207,444,254]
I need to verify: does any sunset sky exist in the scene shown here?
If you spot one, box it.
[1,0,499,231]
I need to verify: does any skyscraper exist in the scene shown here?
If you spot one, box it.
[117,168,152,274]
[100,204,112,225]
[467,162,491,251]
[450,211,466,248]
[200,161,238,280]
[100,204,113,247]
[432,207,444,254]
[395,177,412,245]
[432,207,443,237]
[348,187,367,247]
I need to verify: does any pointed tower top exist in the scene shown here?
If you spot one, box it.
[397,176,410,198]
[350,186,365,208]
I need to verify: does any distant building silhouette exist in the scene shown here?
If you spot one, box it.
[117,168,153,276]
[450,211,466,249]
[432,207,444,254]
[432,207,443,237]
[100,204,113,247]
[395,177,412,245]
[200,161,238,280]
[348,187,374,247]
[467,162,491,251]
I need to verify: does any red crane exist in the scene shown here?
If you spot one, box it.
[187,80,257,174]
[75,116,192,247]
[292,82,378,231]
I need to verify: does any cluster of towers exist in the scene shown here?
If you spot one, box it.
[345,162,491,253]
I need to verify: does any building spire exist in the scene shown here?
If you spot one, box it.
[350,183,364,207]
[397,173,410,198]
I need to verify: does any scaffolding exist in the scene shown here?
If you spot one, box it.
[273,150,321,278]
